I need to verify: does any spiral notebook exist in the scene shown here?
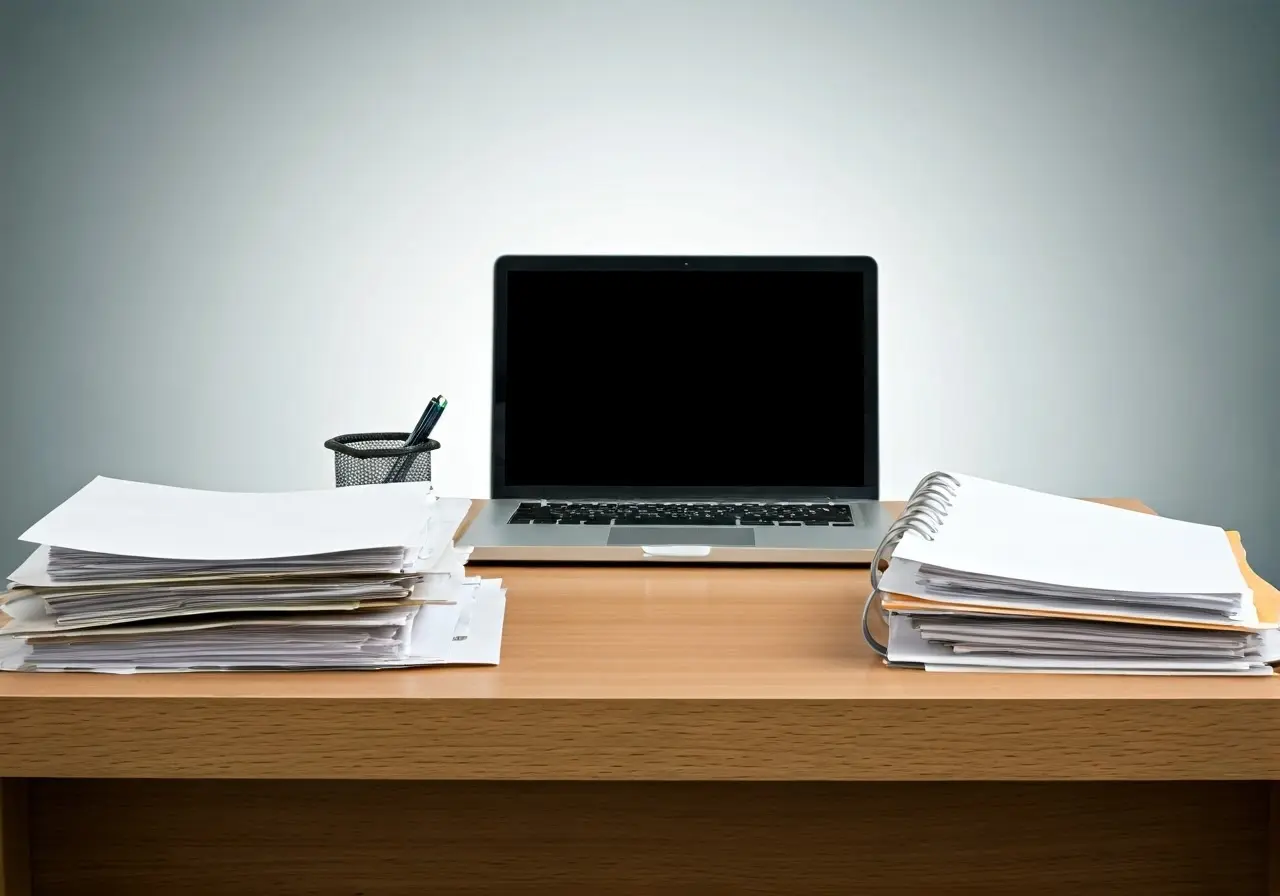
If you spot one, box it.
[862,472,1279,676]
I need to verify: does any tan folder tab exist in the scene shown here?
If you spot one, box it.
[1227,530,1278,625]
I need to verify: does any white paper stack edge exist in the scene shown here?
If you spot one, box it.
[0,477,506,674]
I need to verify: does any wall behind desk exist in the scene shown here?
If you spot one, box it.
[2,1,1278,578]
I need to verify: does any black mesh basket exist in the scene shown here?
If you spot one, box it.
[324,432,439,487]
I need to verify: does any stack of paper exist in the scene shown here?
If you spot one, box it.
[0,477,506,673]
[870,472,1280,676]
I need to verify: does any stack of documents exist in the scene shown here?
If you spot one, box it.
[0,477,506,673]
[865,471,1280,676]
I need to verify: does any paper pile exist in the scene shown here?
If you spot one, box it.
[869,472,1280,676]
[0,477,506,673]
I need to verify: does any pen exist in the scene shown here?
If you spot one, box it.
[420,397,447,438]
[383,396,440,483]
[406,396,440,446]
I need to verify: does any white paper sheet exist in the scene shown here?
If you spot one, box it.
[922,664,1275,676]
[893,472,1250,598]
[886,615,1272,675]
[879,557,1271,631]
[0,581,506,673]
[19,476,437,560]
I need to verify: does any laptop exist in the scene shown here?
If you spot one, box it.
[458,254,895,564]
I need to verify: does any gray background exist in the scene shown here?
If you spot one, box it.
[2,0,1278,576]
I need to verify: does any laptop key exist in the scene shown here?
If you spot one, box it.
[514,502,856,526]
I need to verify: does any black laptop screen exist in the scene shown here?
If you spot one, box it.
[496,266,873,498]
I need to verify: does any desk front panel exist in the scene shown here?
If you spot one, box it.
[26,778,1272,896]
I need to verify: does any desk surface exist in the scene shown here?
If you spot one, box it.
[3,498,1278,782]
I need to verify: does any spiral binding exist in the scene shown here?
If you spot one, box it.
[861,471,962,657]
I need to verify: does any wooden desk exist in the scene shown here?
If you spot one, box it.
[2,499,1279,895]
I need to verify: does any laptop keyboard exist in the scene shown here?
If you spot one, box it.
[508,502,855,526]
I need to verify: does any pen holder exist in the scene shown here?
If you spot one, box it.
[324,432,440,487]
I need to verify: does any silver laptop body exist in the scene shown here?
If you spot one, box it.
[459,254,893,565]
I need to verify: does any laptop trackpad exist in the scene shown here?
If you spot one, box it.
[607,527,755,547]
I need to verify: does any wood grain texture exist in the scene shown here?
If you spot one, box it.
[7,697,1280,781]
[0,780,30,896]
[28,778,1270,896]
[4,497,1279,781]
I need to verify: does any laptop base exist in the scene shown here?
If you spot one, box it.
[458,499,895,566]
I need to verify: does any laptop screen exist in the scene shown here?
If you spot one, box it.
[494,262,875,499]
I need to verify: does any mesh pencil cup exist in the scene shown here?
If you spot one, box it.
[324,432,440,487]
